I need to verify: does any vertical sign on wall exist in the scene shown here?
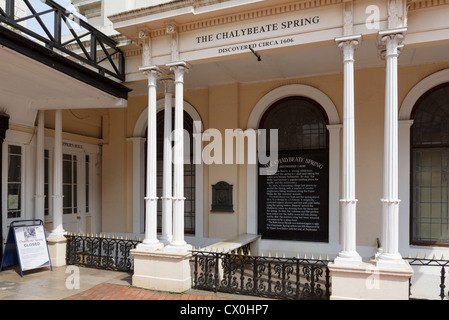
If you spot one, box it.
[258,150,329,242]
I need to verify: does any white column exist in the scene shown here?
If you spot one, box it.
[49,109,65,238]
[160,78,174,244]
[128,136,146,234]
[377,28,407,267]
[398,120,414,253]
[166,61,191,251]
[35,110,45,223]
[334,35,362,265]
[327,124,342,248]
[137,66,164,251]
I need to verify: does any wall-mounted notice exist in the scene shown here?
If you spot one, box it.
[258,151,329,242]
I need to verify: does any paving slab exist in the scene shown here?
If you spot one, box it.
[0,265,270,301]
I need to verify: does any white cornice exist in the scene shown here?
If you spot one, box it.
[110,0,344,39]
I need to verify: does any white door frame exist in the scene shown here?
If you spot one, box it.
[61,147,85,234]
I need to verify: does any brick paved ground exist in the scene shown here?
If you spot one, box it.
[63,283,229,300]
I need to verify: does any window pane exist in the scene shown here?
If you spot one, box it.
[412,84,449,243]
[154,111,195,233]
[63,154,77,215]
[63,158,72,183]
[413,86,449,146]
[86,155,90,213]
[63,185,72,211]
[8,184,21,210]
[413,146,449,242]
[8,145,22,219]
[44,150,49,216]
[260,97,328,151]
[9,145,21,155]
[8,155,21,182]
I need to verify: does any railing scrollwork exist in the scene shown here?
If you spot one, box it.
[191,249,331,300]
[65,233,141,272]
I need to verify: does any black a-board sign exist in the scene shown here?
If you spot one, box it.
[1,220,52,277]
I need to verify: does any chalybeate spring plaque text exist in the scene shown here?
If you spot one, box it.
[258,150,329,242]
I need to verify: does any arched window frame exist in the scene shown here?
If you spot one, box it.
[130,100,204,237]
[151,109,196,234]
[247,84,342,255]
[409,82,449,246]
[257,95,330,242]
[399,69,449,252]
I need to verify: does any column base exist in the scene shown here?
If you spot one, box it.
[328,261,413,300]
[333,251,363,265]
[375,252,406,268]
[47,228,67,240]
[165,242,192,253]
[160,236,173,246]
[46,235,67,267]
[136,240,164,251]
[131,248,192,293]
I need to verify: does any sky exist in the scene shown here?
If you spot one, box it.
[27,0,87,37]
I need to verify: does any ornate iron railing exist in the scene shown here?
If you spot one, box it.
[191,249,331,300]
[404,254,449,300]
[65,233,141,272]
[0,0,125,81]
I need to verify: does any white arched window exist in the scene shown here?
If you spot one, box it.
[399,69,449,250]
[247,84,341,254]
[258,96,330,242]
[131,100,204,237]
[410,83,449,245]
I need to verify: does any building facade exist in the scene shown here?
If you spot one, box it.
[2,0,449,299]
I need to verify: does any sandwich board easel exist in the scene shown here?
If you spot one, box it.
[0,219,52,277]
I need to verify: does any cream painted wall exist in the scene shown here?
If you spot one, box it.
[102,108,128,232]
[99,61,449,249]
[207,84,240,239]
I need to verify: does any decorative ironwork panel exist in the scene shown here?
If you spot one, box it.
[192,250,331,300]
[65,234,141,272]
[404,255,449,300]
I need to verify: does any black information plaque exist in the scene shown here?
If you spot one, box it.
[258,150,329,242]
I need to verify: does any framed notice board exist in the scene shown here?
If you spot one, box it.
[258,150,329,242]
[0,220,52,277]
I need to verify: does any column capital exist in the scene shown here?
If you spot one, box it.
[378,27,407,44]
[336,35,361,62]
[160,75,175,94]
[377,27,407,59]
[140,66,163,87]
[166,61,192,73]
[335,34,362,48]
[139,65,163,75]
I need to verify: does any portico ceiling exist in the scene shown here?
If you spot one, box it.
[125,38,449,96]
[0,44,128,128]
